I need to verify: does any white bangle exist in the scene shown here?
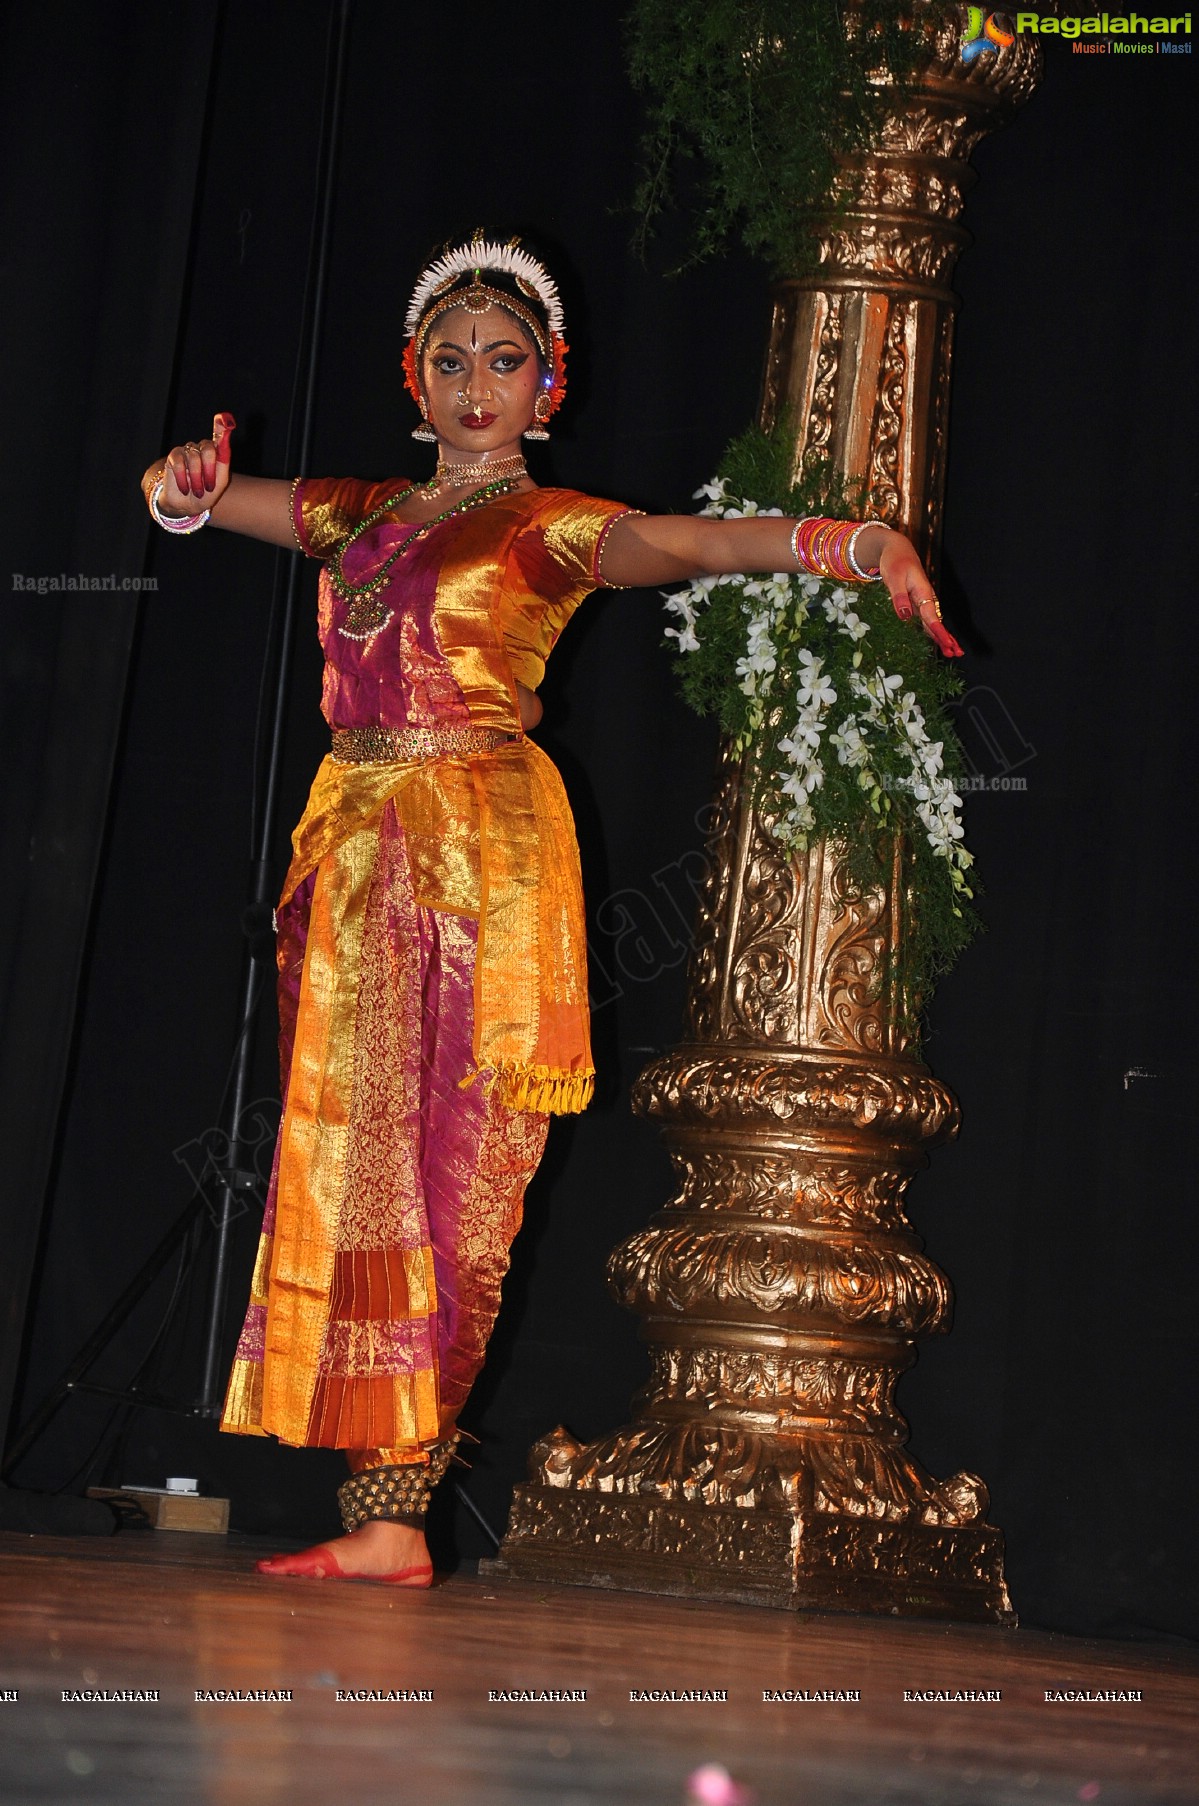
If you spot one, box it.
[149,476,210,534]
[846,520,886,580]
[790,517,816,571]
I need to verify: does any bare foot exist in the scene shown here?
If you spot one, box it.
[256,1519,432,1586]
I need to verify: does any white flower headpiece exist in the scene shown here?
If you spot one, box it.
[404,234,565,340]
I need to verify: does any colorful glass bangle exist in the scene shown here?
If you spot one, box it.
[792,515,884,584]
[149,477,209,534]
[792,516,850,580]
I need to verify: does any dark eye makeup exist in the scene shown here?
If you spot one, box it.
[431,352,530,377]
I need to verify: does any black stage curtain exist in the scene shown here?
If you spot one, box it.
[2,2,1195,1641]
[0,5,223,1458]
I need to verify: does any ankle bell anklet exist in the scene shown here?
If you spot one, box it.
[336,1435,461,1532]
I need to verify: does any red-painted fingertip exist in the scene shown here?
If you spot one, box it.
[214,412,236,463]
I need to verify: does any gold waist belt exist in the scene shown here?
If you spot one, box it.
[330,724,514,765]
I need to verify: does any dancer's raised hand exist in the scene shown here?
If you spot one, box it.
[142,411,236,517]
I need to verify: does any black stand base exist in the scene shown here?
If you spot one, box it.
[0,1483,117,1537]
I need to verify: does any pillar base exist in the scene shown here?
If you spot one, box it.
[486,1484,1014,1625]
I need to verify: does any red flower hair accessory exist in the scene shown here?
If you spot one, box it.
[546,333,568,416]
[402,337,421,409]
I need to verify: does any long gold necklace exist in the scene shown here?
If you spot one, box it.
[331,474,524,642]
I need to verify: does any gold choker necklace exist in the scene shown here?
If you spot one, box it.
[432,453,527,493]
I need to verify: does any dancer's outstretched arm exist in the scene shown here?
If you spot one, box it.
[600,511,962,657]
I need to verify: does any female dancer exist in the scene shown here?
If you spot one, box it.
[141,234,957,1587]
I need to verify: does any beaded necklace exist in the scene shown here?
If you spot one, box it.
[428,453,527,499]
[331,473,525,642]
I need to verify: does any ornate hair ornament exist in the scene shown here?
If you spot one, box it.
[402,231,568,422]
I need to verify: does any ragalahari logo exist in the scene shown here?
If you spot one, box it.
[961,7,1017,58]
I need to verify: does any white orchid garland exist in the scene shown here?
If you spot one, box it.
[664,475,976,913]
[661,421,982,1017]
[664,473,975,895]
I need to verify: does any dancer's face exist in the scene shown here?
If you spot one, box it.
[420,304,543,459]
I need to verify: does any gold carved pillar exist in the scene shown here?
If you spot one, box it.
[488,10,1038,1621]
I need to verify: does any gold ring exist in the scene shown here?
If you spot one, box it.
[918,597,943,621]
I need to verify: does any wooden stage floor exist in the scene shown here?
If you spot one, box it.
[0,1531,1195,1805]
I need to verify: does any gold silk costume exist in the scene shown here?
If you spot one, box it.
[221,481,636,1458]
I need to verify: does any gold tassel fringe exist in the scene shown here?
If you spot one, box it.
[458,1062,594,1115]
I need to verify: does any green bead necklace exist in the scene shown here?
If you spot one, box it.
[332,473,524,641]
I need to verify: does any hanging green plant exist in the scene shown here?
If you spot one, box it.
[663,421,980,1026]
[626,0,936,273]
